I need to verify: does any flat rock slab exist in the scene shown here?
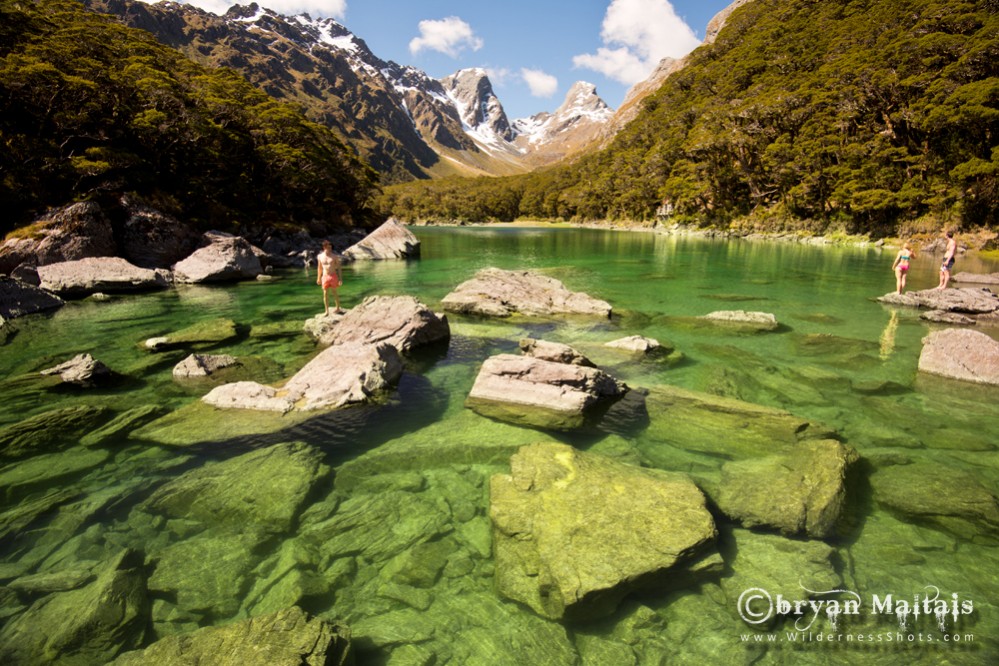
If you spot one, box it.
[203,342,403,412]
[490,442,717,621]
[918,328,999,385]
[878,287,999,314]
[952,271,999,285]
[37,257,168,297]
[604,335,664,353]
[0,276,64,319]
[111,606,351,666]
[467,354,625,430]
[701,310,778,331]
[145,318,239,351]
[715,439,859,538]
[306,295,449,352]
[172,232,262,283]
[921,310,977,325]
[441,267,612,318]
[343,217,420,260]
[172,353,240,378]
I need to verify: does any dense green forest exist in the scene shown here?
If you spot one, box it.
[380,0,999,234]
[0,0,379,236]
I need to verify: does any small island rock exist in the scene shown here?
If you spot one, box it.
[305,295,449,352]
[37,257,169,297]
[918,328,999,385]
[520,337,594,366]
[40,353,115,387]
[172,232,263,283]
[442,267,612,318]
[342,217,420,261]
[702,310,779,331]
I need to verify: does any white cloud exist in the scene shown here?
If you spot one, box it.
[521,68,558,98]
[485,67,514,87]
[409,16,484,58]
[151,0,348,19]
[573,0,700,85]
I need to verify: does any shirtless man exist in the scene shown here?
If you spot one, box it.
[936,230,957,290]
[316,240,343,314]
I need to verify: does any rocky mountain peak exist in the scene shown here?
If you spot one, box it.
[555,82,613,121]
[441,68,515,143]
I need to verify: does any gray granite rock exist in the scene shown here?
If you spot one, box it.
[918,328,999,385]
[952,271,999,285]
[342,217,420,261]
[0,201,116,273]
[441,267,612,318]
[40,353,115,387]
[0,276,64,319]
[520,337,594,366]
[604,335,664,353]
[172,353,240,378]
[878,287,999,314]
[306,295,449,352]
[701,310,779,331]
[921,310,977,325]
[37,257,169,296]
[172,232,263,283]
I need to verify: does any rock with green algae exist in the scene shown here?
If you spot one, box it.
[869,460,999,543]
[242,539,330,617]
[147,532,265,619]
[140,441,330,535]
[0,549,147,666]
[129,399,313,446]
[0,404,111,459]
[79,404,164,447]
[111,606,352,666]
[640,385,831,462]
[143,317,239,351]
[715,439,859,538]
[490,442,718,621]
[0,447,110,503]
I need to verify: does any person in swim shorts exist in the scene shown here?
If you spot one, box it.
[936,230,957,290]
[316,239,343,315]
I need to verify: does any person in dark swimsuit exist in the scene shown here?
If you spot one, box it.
[936,230,957,290]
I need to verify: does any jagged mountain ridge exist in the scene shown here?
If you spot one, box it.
[85,1,615,181]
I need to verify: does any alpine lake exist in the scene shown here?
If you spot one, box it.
[1,225,998,665]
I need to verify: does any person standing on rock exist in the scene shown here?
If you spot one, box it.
[890,242,914,294]
[316,240,343,315]
[936,230,957,290]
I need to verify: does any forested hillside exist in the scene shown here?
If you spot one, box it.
[0,0,379,236]
[381,0,999,234]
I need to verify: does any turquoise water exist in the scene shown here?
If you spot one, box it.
[1,226,998,664]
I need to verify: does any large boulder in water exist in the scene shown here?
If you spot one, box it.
[140,441,330,534]
[715,439,859,538]
[110,606,352,666]
[490,442,718,621]
[918,328,999,385]
[701,310,779,331]
[305,295,450,352]
[172,232,263,283]
[0,276,64,319]
[441,267,612,318]
[0,549,147,665]
[342,217,420,261]
[203,342,403,413]
[467,354,626,430]
[37,257,169,296]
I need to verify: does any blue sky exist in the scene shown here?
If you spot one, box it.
[147,0,735,119]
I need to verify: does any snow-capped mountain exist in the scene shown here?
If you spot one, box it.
[513,82,614,165]
[85,1,614,180]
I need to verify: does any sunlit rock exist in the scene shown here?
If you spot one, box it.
[701,310,778,331]
[442,267,612,318]
[342,217,420,261]
[306,295,449,352]
[490,442,718,621]
[40,353,115,387]
[519,337,594,366]
[172,232,263,283]
[37,257,169,297]
[918,328,999,385]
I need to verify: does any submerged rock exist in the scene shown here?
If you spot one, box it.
[37,257,169,297]
[0,276,64,319]
[701,310,779,331]
[870,461,999,542]
[918,328,999,385]
[519,337,594,366]
[144,318,239,351]
[0,549,147,665]
[111,606,351,666]
[715,439,859,538]
[343,217,420,261]
[467,354,626,430]
[39,353,115,387]
[441,267,612,318]
[172,353,240,378]
[306,295,450,352]
[0,405,111,460]
[878,287,999,314]
[140,441,329,534]
[490,442,718,621]
[172,232,263,283]
[203,342,403,413]
[921,310,977,325]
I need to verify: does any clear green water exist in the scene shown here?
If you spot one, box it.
[1,226,998,664]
